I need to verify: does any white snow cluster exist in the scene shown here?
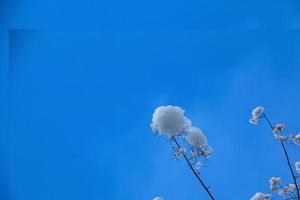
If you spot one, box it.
[194,161,203,170]
[295,161,300,175]
[151,105,213,161]
[292,134,300,146]
[186,127,207,147]
[250,192,271,200]
[173,148,187,160]
[272,124,285,134]
[272,124,286,142]
[249,106,264,125]
[186,127,212,159]
[267,175,299,198]
[278,184,296,197]
[151,105,191,138]
[153,197,164,200]
[269,177,281,192]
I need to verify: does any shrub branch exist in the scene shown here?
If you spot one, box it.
[172,136,215,200]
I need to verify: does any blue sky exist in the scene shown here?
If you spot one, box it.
[1,1,300,200]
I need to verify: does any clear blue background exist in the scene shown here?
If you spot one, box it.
[1,1,300,200]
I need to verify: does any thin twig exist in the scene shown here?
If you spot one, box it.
[172,136,215,200]
[263,113,300,200]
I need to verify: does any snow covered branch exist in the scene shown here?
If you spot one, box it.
[249,106,300,200]
[150,105,215,200]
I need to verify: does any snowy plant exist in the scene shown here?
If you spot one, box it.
[151,105,191,138]
[249,106,300,200]
[272,124,286,142]
[153,196,164,200]
[186,127,212,159]
[278,184,297,198]
[269,177,281,192]
[172,147,187,160]
[264,176,298,199]
[292,134,300,146]
[295,161,300,175]
[195,161,203,170]
[249,106,265,125]
[150,105,215,200]
[250,192,272,200]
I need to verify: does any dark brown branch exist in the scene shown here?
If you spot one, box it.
[172,136,215,200]
[263,113,300,200]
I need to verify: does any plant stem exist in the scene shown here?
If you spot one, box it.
[172,136,215,200]
[263,113,300,200]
